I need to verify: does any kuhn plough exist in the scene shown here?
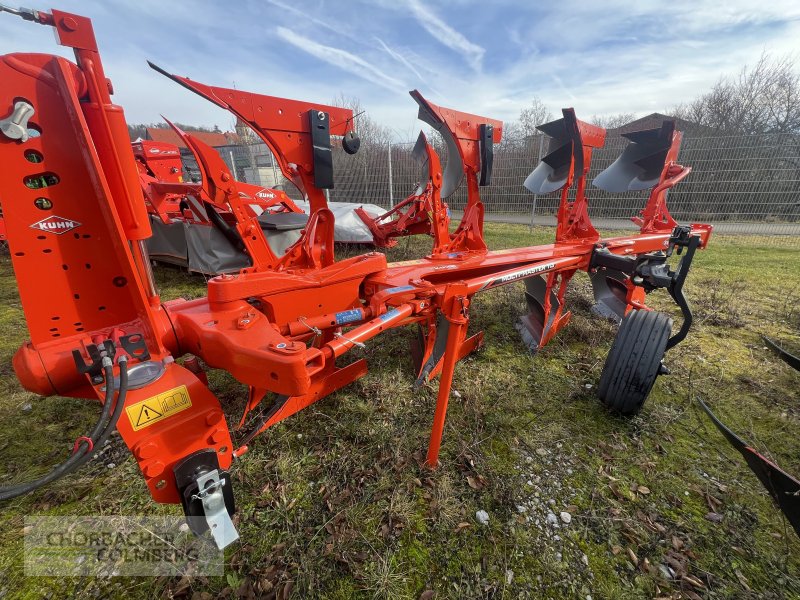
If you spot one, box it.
[0,6,712,548]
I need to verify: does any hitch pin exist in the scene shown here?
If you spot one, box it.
[334,332,365,349]
[191,478,226,501]
[298,316,322,336]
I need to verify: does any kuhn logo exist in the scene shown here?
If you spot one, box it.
[149,148,161,154]
[30,215,82,235]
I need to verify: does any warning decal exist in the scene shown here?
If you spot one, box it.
[125,385,192,431]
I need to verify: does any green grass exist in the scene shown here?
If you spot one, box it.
[0,224,798,599]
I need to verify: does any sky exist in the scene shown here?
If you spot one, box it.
[1,0,799,140]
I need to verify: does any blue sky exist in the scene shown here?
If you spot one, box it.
[1,0,799,139]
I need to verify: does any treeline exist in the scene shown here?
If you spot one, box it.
[671,52,800,135]
[127,122,223,141]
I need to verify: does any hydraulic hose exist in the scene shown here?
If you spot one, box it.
[0,355,129,501]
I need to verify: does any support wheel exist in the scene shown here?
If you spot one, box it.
[598,309,673,415]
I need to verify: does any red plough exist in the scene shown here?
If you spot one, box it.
[356,90,502,252]
[0,6,712,550]
[135,126,305,273]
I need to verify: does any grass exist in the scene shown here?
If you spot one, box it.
[0,223,798,599]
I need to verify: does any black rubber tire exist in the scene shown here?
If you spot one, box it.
[597,309,673,415]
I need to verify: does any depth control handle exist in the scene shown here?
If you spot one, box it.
[0,100,34,142]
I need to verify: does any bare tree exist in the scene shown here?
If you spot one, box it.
[518,97,554,138]
[672,52,800,134]
[764,57,800,134]
[590,112,637,130]
[498,97,552,150]
[330,94,393,148]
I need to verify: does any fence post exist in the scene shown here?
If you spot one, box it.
[363,154,368,204]
[529,134,544,230]
[229,150,239,182]
[270,151,279,188]
[388,144,394,208]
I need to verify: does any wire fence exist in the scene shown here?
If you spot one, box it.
[211,130,800,245]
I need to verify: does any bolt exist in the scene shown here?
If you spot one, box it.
[60,16,77,31]
[136,441,159,459]
[143,461,165,478]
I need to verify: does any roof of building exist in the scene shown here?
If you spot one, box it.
[144,128,240,148]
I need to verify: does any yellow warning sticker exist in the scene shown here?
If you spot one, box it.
[125,385,192,431]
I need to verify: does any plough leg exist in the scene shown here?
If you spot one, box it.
[426,292,469,467]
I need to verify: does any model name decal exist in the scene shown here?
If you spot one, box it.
[493,262,556,285]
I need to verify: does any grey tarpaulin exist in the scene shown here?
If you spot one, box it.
[147,216,250,275]
[147,202,383,275]
[293,201,385,244]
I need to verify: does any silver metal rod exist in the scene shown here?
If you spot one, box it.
[137,239,158,299]
[387,144,394,208]
[229,150,239,181]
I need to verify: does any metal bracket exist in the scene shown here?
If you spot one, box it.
[193,470,239,549]
[72,340,116,384]
[633,228,699,350]
[590,226,700,350]
[308,109,333,189]
[479,123,494,186]
[119,333,151,362]
[174,449,238,549]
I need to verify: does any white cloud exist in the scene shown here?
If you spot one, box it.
[275,26,406,93]
[375,37,424,81]
[402,0,485,72]
[263,0,343,38]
